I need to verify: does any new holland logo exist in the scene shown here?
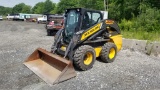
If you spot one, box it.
[81,23,101,40]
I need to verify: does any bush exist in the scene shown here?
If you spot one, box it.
[119,7,160,41]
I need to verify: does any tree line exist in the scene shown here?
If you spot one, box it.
[0,0,55,15]
[0,0,160,32]
[0,0,159,19]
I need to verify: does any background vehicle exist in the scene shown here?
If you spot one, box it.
[7,14,14,20]
[0,15,3,21]
[45,15,64,36]
[37,15,47,24]
[24,8,122,85]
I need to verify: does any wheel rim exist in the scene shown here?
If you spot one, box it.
[109,48,116,59]
[84,52,93,65]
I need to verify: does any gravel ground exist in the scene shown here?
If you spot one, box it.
[0,21,160,90]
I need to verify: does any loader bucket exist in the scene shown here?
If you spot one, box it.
[23,48,76,85]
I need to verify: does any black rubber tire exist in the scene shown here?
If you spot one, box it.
[52,31,57,36]
[100,42,117,63]
[47,29,51,36]
[73,45,96,71]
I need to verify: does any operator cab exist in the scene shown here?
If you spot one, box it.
[63,8,103,43]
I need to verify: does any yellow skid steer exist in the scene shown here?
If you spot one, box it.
[24,8,122,85]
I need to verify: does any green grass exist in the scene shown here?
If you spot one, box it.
[121,30,160,42]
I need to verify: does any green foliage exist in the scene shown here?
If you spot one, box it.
[0,6,12,15]
[119,19,133,31]
[22,5,31,13]
[56,0,79,14]
[79,0,104,10]
[109,0,141,21]
[144,0,160,9]
[137,8,160,32]
[108,2,121,20]
[43,0,54,14]
[119,3,160,41]
[11,3,32,14]
[32,0,56,14]
[121,30,160,42]
[12,3,25,14]
[50,3,56,14]
[119,6,160,32]
[32,2,44,14]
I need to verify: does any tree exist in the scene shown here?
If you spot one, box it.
[0,6,5,15]
[56,0,79,14]
[43,0,54,14]
[11,3,32,14]
[22,5,31,13]
[107,2,121,21]
[144,0,160,9]
[50,3,57,14]
[0,6,12,15]
[79,0,104,10]
[108,0,141,21]
[32,0,56,14]
[12,3,25,14]
[32,2,44,14]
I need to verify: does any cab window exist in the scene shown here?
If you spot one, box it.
[81,11,102,30]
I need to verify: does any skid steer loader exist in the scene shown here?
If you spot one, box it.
[24,8,122,85]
